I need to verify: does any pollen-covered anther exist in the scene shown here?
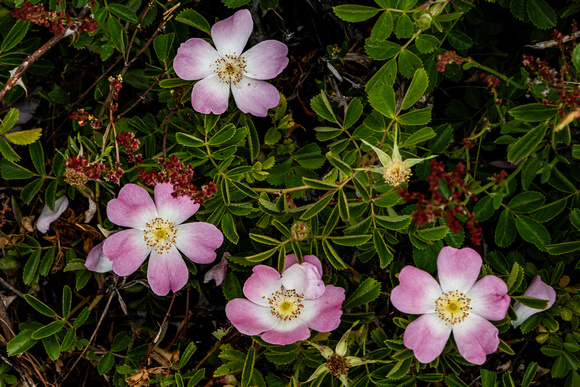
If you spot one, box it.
[143,217,178,254]
[383,160,411,186]
[267,286,304,321]
[213,54,247,85]
[435,289,472,325]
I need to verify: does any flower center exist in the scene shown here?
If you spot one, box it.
[143,217,177,254]
[434,289,472,325]
[213,54,247,85]
[267,286,304,321]
[383,160,411,186]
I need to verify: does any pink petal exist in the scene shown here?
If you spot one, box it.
[85,242,113,273]
[452,314,500,365]
[281,262,325,299]
[390,266,441,314]
[403,313,451,364]
[37,196,69,233]
[231,76,280,117]
[225,298,278,335]
[242,40,289,80]
[284,254,323,276]
[260,319,312,345]
[154,183,200,225]
[107,184,157,229]
[174,222,223,264]
[103,229,150,276]
[512,275,556,327]
[467,275,510,321]
[211,9,252,57]
[173,38,220,81]
[437,246,482,293]
[191,76,231,115]
[147,247,189,296]
[204,255,229,286]
[242,265,282,306]
[300,285,345,332]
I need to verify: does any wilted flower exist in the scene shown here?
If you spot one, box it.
[225,254,345,345]
[37,196,69,234]
[512,275,556,328]
[204,252,230,286]
[103,183,223,296]
[173,9,289,117]
[391,246,510,364]
[85,242,113,273]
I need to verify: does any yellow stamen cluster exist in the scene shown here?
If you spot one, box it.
[213,54,247,85]
[266,286,304,321]
[383,160,411,186]
[435,289,472,325]
[143,217,177,254]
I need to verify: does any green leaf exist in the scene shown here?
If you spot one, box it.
[417,226,449,241]
[572,45,580,73]
[73,307,91,328]
[515,216,551,251]
[521,362,538,387]
[29,140,45,175]
[371,11,393,40]
[512,296,549,310]
[264,127,281,145]
[344,98,363,129]
[448,30,473,50]
[230,180,259,199]
[415,34,440,53]
[445,374,468,387]
[396,107,431,125]
[545,241,580,255]
[302,177,339,190]
[21,178,43,205]
[175,9,211,35]
[327,153,353,176]
[32,320,66,339]
[366,59,398,91]
[300,194,334,220]
[241,346,255,387]
[506,262,524,295]
[5,128,42,146]
[246,246,279,262]
[176,132,205,147]
[507,123,548,163]
[42,335,60,361]
[177,341,197,369]
[98,352,115,375]
[222,0,252,7]
[400,69,429,111]
[221,213,239,244]
[62,285,72,319]
[7,330,37,356]
[311,93,338,123]
[322,239,349,270]
[2,20,30,51]
[373,229,393,268]
[365,39,401,60]
[368,83,396,118]
[571,208,580,231]
[332,235,372,246]
[338,189,350,221]
[495,210,516,247]
[333,5,379,22]
[159,78,192,88]
[23,249,41,285]
[111,331,132,352]
[108,16,125,54]
[508,104,558,121]
[209,124,236,146]
[25,294,57,317]
[344,278,381,308]
[532,198,567,223]
[108,4,138,23]
[398,49,423,78]
[153,33,175,63]
[395,13,414,38]
[507,191,545,213]
[401,127,435,147]
[527,0,556,29]
[0,108,20,134]
[0,138,21,162]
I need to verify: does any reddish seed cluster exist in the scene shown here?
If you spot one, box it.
[398,160,483,246]
[480,73,500,94]
[12,1,98,35]
[138,155,217,203]
[70,108,102,130]
[436,51,464,72]
[492,170,508,185]
[116,131,143,164]
[0,205,11,227]
[64,156,124,189]
[108,75,123,111]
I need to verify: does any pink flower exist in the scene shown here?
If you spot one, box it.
[512,275,556,328]
[102,183,223,296]
[204,252,230,286]
[85,242,113,273]
[390,246,510,365]
[173,9,289,117]
[225,254,345,345]
[37,196,69,233]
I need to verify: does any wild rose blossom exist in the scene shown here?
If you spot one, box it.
[391,246,510,364]
[225,254,345,345]
[173,9,289,117]
[37,196,69,233]
[512,275,556,328]
[103,183,223,296]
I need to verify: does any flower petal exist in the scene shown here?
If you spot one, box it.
[260,319,311,345]
[512,275,556,327]
[37,196,69,233]
[191,75,231,115]
[85,242,113,273]
[204,254,229,286]
[107,184,157,229]
[174,222,223,264]
[300,285,345,332]
[391,266,441,314]
[242,40,289,80]
[103,229,150,276]
[284,254,323,276]
[226,298,279,335]
[231,76,280,117]
[467,275,510,321]
[212,9,252,57]
[154,183,200,225]
[437,246,482,293]
[147,247,189,296]
[243,265,281,306]
[173,38,221,81]
[403,313,451,364]
[452,314,500,365]
[281,262,325,299]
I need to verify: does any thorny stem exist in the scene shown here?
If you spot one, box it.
[119,72,165,117]
[139,292,177,368]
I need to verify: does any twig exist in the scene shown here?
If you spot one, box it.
[527,31,580,49]
[139,292,177,368]
[0,276,25,299]
[118,72,164,117]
